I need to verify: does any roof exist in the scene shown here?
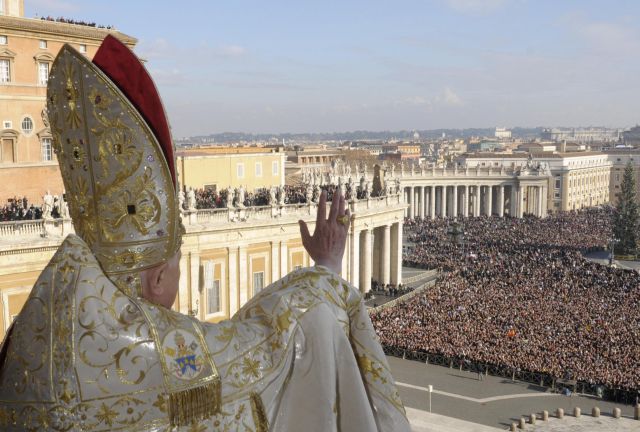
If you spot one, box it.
[0,15,137,45]
[177,147,278,157]
[463,151,606,159]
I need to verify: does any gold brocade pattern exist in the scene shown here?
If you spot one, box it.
[46,44,181,297]
[0,237,407,431]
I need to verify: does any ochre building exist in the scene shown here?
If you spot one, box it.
[0,1,135,204]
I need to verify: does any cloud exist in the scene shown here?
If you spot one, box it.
[137,38,173,60]
[29,0,79,13]
[443,0,507,14]
[393,89,463,110]
[436,87,464,106]
[563,14,640,58]
[214,44,247,58]
[147,68,187,86]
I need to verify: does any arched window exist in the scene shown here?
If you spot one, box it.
[21,117,33,134]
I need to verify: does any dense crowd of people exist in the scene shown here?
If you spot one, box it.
[0,197,42,221]
[371,208,640,392]
[368,282,413,299]
[40,16,113,29]
[192,182,381,210]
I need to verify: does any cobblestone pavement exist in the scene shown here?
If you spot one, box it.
[389,356,638,430]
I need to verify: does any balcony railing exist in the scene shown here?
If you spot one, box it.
[0,194,404,240]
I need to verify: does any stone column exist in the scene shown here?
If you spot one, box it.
[279,241,288,278]
[408,186,414,219]
[518,186,525,218]
[271,241,279,285]
[452,185,458,218]
[487,185,493,216]
[390,221,403,285]
[189,251,201,318]
[429,185,436,219]
[418,186,425,219]
[238,245,248,307]
[463,185,469,217]
[510,185,517,216]
[381,224,391,285]
[178,252,189,314]
[554,173,568,211]
[228,247,238,315]
[474,185,481,217]
[362,229,372,293]
[350,229,360,289]
[541,185,548,217]
[441,185,447,217]
[498,185,505,217]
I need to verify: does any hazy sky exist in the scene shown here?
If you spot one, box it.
[27,0,640,136]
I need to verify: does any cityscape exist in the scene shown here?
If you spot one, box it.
[0,1,639,431]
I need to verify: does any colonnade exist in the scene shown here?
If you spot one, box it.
[350,221,403,293]
[403,183,548,219]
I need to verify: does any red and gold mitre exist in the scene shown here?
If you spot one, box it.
[47,35,183,296]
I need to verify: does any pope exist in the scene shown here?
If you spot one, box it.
[0,35,410,431]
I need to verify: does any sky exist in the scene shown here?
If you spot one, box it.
[26,0,640,137]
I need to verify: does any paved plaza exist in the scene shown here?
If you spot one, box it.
[388,356,638,431]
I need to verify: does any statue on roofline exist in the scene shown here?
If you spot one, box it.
[0,36,409,432]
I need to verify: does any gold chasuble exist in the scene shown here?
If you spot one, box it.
[0,36,410,431]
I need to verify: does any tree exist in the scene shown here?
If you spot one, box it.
[612,161,639,255]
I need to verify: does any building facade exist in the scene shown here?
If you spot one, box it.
[177,147,286,191]
[0,3,135,204]
[459,152,611,212]
[0,194,405,337]
[605,147,640,205]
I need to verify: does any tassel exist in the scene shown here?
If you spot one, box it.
[250,392,269,432]
[168,380,221,427]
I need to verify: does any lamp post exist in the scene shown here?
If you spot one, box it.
[447,221,466,269]
[609,237,619,266]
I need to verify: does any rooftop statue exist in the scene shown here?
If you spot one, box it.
[0,36,409,431]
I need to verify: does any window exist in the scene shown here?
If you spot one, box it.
[554,177,561,189]
[38,62,49,85]
[204,261,220,314]
[0,59,9,82]
[554,191,560,199]
[41,138,52,161]
[21,117,33,134]
[236,162,244,178]
[272,161,279,176]
[253,271,264,294]
[79,44,87,54]
[255,162,262,177]
[2,120,11,129]
[39,40,47,49]
[0,36,6,45]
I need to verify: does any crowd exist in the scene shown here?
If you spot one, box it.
[40,16,113,29]
[0,197,42,221]
[368,282,412,299]
[371,208,640,391]
[192,182,377,210]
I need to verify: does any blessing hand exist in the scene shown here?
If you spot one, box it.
[298,190,350,275]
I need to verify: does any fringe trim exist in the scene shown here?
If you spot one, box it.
[169,380,221,427]
[250,391,269,432]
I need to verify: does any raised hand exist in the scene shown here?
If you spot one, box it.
[298,189,350,275]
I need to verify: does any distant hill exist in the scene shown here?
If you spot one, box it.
[176,127,546,144]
